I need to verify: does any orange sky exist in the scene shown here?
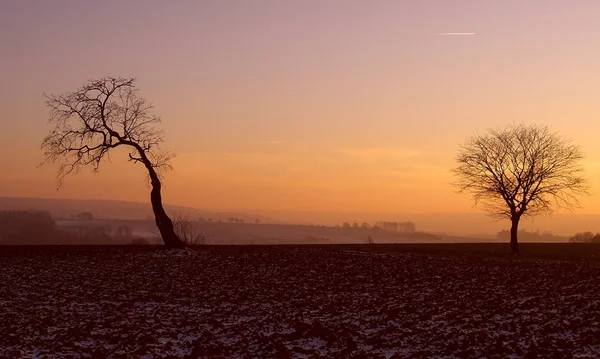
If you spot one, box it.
[2,0,600,216]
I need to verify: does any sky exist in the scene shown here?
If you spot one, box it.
[2,0,600,219]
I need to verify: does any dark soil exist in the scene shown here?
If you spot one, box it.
[1,244,599,358]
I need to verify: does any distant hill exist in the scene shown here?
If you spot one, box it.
[0,197,273,224]
[238,209,600,238]
[2,197,598,238]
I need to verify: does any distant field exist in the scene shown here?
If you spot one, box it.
[1,245,600,358]
[14,219,480,245]
[346,242,600,261]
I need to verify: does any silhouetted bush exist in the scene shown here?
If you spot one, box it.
[173,211,208,246]
[569,232,600,243]
[497,229,568,242]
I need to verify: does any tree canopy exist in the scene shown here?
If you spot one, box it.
[452,123,588,253]
[453,123,588,220]
[41,77,173,187]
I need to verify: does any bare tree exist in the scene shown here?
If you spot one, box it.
[173,210,208,246]
[41,77,186,249]
[452,123,588,253]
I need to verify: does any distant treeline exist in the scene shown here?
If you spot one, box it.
[568,232,600,243]
[0,210,148,245]
[340,221,416,233]
[0,210,63,244]
[496,229,568,242]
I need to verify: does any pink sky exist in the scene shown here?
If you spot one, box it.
[2,0,600,215]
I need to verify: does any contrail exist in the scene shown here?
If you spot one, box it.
[435,32,476,35]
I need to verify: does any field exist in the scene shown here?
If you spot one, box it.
[1,244,600,358]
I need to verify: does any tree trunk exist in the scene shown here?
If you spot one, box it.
[150,181,186,249]
[143,160,186,249]
[510,216,520,254]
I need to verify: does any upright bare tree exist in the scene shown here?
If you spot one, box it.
[452,123,588,253]
[41,77,186,249]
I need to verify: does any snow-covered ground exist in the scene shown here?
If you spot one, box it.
[1,246,599,358]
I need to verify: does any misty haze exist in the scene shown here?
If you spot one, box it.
[2,1,600,359]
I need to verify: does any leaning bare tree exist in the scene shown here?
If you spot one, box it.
[452,123,588,254]
[41,77,186,249]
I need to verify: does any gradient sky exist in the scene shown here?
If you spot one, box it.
[2,0,600,216]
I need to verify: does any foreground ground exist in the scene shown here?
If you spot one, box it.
[1,244,600,358]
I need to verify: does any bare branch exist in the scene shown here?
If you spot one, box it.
[452,123,589,221]
[41,77,174,187]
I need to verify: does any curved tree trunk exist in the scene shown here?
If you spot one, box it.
[510,216,520,254]
[149,175,186,249]
[140,153,186,249]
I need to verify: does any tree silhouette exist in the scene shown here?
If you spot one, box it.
[452,123,588,253]
[41,77,185,249]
